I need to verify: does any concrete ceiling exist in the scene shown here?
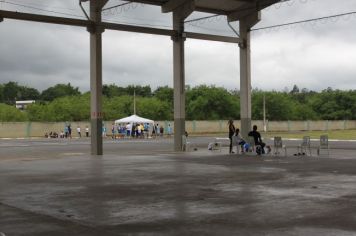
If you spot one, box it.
[125,0,280,21]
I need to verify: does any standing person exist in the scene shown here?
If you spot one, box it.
[248,125,266,154]
[152,124,156,138]
[228,119,235,154]
[77,126,81,138]
[126,123,131,137]
[139,123,144,138]
[111,123,115,139]
[136,124,141,138]
[102,125,107,137]
[155,124,160,137]
[117,125,121,138]
[64,125,68,138]
[167,123,172,137]
[144,123,149,138]
[159,126,164,137]
[131,124,136,138]
[85,126,89,137]
[68,125,72,139]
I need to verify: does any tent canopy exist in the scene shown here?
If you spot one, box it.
[115,114,154,124]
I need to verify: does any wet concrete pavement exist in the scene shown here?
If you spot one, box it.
[1,138,356,235]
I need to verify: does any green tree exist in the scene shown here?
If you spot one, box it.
[40,83,80,101]
[19,87,40,101]
[103,84,128,98]
[0,84,4,103]
[0,103,28,121]
[27,95,90,121]
[186,85,239,120]
[103,95,133,120]
[310,89,356,120]
[126,85,152,97]
[3,82,20,105]
[154,86,173,104]
[136,97,171,120]
[290,84,300,94]
[252,91,299,120]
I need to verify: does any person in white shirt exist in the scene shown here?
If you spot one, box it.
[126,123,131,137]
[76,126,81,138]
[233,128,246,153]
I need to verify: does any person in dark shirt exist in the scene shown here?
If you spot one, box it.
[228,119,236,154]
[248,125,265,154]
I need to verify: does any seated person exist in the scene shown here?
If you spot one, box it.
[233,128,246,152]
[248,125,266,154]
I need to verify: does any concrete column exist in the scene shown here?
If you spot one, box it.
[239,12,260,139]
[172,11,186,151]
[89,0,104,155]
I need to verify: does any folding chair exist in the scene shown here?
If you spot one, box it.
[297,136,311,156]
[273,136,287,156]
[317,135,329,156]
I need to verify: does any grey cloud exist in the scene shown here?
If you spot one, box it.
[0,0,355,92]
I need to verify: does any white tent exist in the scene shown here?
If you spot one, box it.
[114,114,154,124]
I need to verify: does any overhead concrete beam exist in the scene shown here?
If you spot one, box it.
[228,2,256,22]
[227,0,278,22]
[101,0,110,8]
[171,0,195,21]
[241,10,261,29]
[162,0,194,13]
[0,10,88,27]
[184,32,240,44]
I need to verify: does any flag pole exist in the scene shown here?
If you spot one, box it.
[133,88,136,115]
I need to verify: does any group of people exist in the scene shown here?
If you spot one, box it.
[44,125,89,139]
[228,120,266,155]
[108,123,173,139]
[108,123,150,139]
[44,123,175,139]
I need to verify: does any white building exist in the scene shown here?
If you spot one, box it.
[15,100,35,110]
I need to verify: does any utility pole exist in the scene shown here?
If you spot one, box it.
[263,93,266,132]
[133,88,136,115]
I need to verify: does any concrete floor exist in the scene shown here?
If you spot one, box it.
[1,138,356,235]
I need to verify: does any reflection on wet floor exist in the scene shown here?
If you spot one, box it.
[1,139,356,235]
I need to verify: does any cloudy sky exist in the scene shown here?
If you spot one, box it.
[0,0,355,92]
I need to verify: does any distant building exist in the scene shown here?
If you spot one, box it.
[15,100,35,110]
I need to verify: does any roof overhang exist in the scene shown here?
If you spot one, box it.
[125,0,280,21]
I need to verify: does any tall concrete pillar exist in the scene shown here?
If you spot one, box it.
[239,12,260,139]
[172,11,186,151]
[89,0,104,155]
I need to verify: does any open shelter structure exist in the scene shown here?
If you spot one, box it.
[115,114,154,125]
[0,0,280,155]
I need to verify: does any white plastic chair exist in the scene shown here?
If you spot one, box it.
[274,136,287,156]
[247,136,256,153]
[317,135,329,156]
[298,136,311,156]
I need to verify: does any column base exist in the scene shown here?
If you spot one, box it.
[91,118,103,155]
[174,118,185,151]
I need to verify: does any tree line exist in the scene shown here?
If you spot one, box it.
[0,82,355,122]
